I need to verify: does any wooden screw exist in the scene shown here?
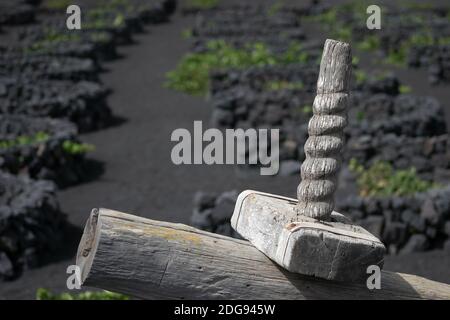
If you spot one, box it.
[296,39,352,221]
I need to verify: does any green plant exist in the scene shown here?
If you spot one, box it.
[301,105,313,114]
[306,1,370,39]
[292,104,312,115]
[409,32,435,46]
[165,40,309,96]
[113,13,125,27]
[403,2,433,10]
[89,32,111,43]
[307,7,337,26]
[399,85,412,94]
[186,0,218,10]
[374,71,391,81]
[282,42,309,64]
[309,1,450,69]
[438,36,450,45]
[384,46,407,66]
[380,30,450,67]
[98,0,142,13]
[265,80,304,91]
[354,70,367,85]
[268,0,284,16]
[86,8,126,29]
[0,134,94,155]
[339,1,370,24]
[182,28,193,39]
[26,29,81,53]
[349,159,437,197]
[42,0,71,10]
[62,141,95,154]
[356,111,365,122]
[0,132,49,150]
[334,26,352,42]
[106,0,132,8]
[356,35,381,51]
[110,0,130,5]
[36,288,129,300]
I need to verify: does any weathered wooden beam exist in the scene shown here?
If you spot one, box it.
[76,208,450,300]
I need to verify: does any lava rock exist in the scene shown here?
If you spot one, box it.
[444,240,450,251]
[426,226,437,239]
[0,172,65,281]
[0,78,111,132]
[0,252,14,280]
[399,234,429,254]
[0,2,35,26]
[0,55,98,82]
[383,221,407,246]
[210,109,234,127]
[193,191,217,211]
[279,160,300,176]
[190,208,213,231]
[444,221,450,237]
[421,198,441,226]
[191,190,241,238]
[360,216,384,239]
[211,190,239,225]
[0,115,91,188]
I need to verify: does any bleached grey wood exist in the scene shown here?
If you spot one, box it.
[231,190,385,282]
[229,40,384,282]
[76,208,450,300]
[296,39,352,221]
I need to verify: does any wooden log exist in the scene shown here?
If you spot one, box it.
[76,208,450,300]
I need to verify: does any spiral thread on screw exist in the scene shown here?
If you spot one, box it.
[296,39,352,221]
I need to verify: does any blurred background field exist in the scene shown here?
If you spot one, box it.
[1,0,450,299]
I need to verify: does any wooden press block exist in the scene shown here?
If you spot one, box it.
[231,190,386,282]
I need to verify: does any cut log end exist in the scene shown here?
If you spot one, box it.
[76,208,101,285]
[317,39,352,94]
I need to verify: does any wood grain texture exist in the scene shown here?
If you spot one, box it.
[296,39,352,220]
[76,208,450,300]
